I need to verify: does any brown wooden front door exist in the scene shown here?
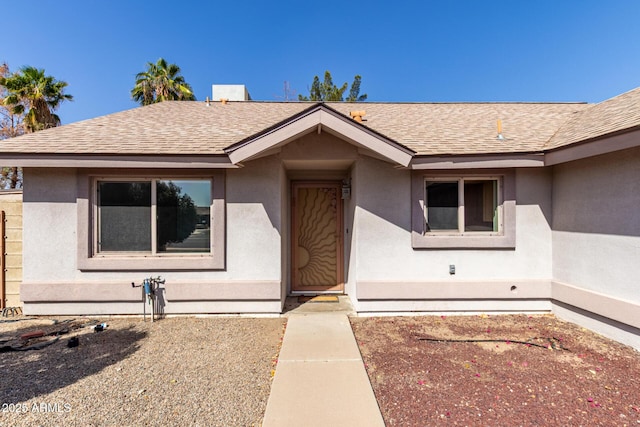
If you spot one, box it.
[291,182,343,293]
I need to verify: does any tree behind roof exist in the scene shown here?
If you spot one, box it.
[1,63,24,189]
[298,71,367,102]
[131,58,196,106]
[1,66,72,133]
[1,64,72,188]
[0,63,24,139]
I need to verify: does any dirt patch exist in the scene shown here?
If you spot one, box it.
[351,314,640,426]
[1,316,285,426]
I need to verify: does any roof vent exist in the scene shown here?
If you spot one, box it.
[497,119,504,140]
[350,110,366,123]
[212,85,251,101]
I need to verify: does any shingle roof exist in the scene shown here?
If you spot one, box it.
[326,102,588,155]
[0,101,309,155]
[546,87,640,150]
[1,89,638,157]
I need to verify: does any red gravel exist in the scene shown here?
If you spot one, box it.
[351,314,640,426]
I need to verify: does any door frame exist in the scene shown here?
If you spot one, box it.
[290,180,344,293]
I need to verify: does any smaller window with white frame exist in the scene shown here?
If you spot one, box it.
[96,178,212,255]
[424,177,502,235]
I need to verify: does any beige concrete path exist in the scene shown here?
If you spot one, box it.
[262,313,385,427]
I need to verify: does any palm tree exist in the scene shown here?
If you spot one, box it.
[131,58,196,105]
[0,66,73,133]
[1,62,24,139]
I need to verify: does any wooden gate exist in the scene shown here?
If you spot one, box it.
[0,191,23,310]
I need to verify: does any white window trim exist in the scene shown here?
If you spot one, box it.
[411,169,516,249]
[77,169,226,271]
[423,176,503,236]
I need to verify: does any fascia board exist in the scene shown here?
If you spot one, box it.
[227,112,321,164]
[318,110,413,167]
[227,106,414,166]
[411,153,545,169]
[0,154,238,169]
[544,129,640,166]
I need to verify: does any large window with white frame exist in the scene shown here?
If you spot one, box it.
[96,178,212,255]
[425,177,501,234]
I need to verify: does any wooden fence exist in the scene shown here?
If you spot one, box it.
[0,191,22,310]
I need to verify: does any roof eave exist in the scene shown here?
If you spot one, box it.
[224,103,415,167]
[410,152,545,169]
[0,153,238,169]
[545,125,640,166]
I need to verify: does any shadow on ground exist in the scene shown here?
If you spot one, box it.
[281,296,355,316]
[0,320,146,403]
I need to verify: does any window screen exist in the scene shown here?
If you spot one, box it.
[98,182,151,251]
[426,181,458,231]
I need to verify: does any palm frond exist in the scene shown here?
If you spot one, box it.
[131,58,196,105]
[1,66,72,131]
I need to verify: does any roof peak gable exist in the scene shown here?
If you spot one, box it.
[224,103,414,166]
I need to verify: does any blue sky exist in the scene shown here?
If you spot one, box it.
[3,1,640,125]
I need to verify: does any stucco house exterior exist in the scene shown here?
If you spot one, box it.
[0,85,638,349]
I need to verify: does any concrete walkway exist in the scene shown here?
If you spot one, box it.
[262,313,385,427]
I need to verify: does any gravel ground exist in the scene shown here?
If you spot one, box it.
[6,312,640,426]
[351,314,640,427]
[0,316,285,427]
